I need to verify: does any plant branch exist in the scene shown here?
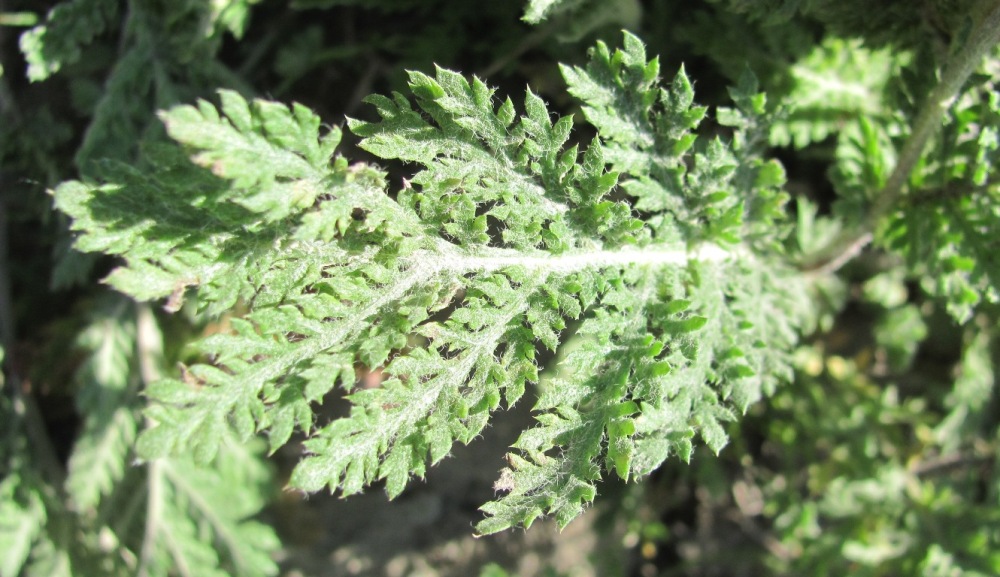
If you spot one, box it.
[911,452,994,477]
[800,0,1000,273]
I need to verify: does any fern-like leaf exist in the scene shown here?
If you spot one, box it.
[19,0,118,82]
[64,297,138,513]
[770,38,901,149]
[55,33,807,533]
[137,444,279,577]
[882,74,1000,322]
[0,475,47,577]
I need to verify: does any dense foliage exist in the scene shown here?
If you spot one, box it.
[2,0,999,575]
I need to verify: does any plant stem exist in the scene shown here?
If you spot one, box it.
[417,240,742,274]
[135,303,163,385]
[137,460,163,577]
[136,303,164,577]
[800,0,1000,273]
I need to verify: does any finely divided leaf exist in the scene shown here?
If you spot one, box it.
[55,33,805,534]
[770,38,900,149]
[0,476,47,577]
[882,76,1000,323]
[134,442,279,577]
[65,297,138,513]
[19,0,119,82]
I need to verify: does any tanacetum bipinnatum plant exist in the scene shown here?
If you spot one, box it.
[2,0,999,575]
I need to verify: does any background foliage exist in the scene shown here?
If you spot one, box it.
[1,0,999,575]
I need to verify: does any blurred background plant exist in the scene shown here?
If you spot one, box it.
[1,0,998,575]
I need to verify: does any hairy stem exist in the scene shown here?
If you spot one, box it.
[418,240,742,274]
[136,303,164,577]
[137,460,164,577]
[800,0,1000,273]
[135,303,163,385]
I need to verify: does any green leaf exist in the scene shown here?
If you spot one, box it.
[0,476,46,577]
[879,73,1000,322]
[139,442,280,577]
[935,330,996,451]
[523,0,564,23]
[56,33,806,535]
[64,296,139,512]
[19,0,118,82]
[770,38,901,149]
[66,406,138,513]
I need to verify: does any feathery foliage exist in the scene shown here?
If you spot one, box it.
[882,73,1000,322]
[5,0,1000,574]
[54,31,808,533]
[18,0,118,82]
[769,38,902,149]
[0,302,279,577]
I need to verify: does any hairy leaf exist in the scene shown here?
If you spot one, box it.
[882,66,1000,322]
[55,33,806,533]
[19,0,118,82]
